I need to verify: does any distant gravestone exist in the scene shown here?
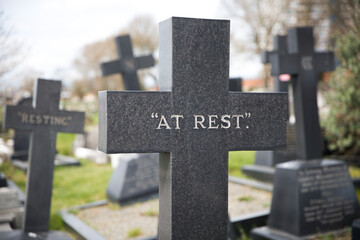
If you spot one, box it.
[107,153,159,204]
[98,17,287,239]
[11,97,32,161]
[243,35,297,182]
[252,27,359,239]
[101,34,155,90]
[229,77,242,92]
[1,79,84,239]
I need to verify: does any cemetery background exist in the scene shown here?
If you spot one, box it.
[0,1,359,239]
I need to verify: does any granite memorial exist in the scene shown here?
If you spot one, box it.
[107,153,159,204]
[1,79,84,239]
[99,17,287,239]
[252,27,359,239]
[101,34,155,90]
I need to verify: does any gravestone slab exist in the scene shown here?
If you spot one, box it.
[98,17,287,239]
[101,34,155,90]
[107,153,159,204]
[11,98,32,161]
[3,78,84,235]
[253,160,359,238]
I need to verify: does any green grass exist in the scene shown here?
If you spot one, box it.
[238,196,255,202]
[56,133,76,156]
[228,151,255,178]
[127,228,142,238]
[0,159,113,230]
[141,209,158,217]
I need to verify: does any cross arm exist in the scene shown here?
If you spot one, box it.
[3,105,84,133]
[315,52,335,73]
[101,60,122,76]
[98,91,172,154]
[269,53,299,75]
[135,55,155,69]
[261,50,273,64]
[226,92,288,151]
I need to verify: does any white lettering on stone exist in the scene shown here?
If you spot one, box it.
[156,115,171,129]
[221,115,231,129]
[171,115,184,129]
[301,56,313,71]
[194,115,206,129]
[208,115,219,129]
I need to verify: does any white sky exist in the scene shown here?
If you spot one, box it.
[2,0,262,87]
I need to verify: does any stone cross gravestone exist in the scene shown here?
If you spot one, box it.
[101,34,155,90]
[2,79,84,235]
[98,17,287,239]
[265,27,334,160]
[252,27,359,239]
[243,35,298,182]
[11,97,33,161]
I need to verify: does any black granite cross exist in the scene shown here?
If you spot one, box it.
[101,35,155,90]
[3,79,84,232]
[98,17,287,239]
[267,27,335,160]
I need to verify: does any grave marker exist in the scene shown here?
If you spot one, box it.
[252,27,359,239]
[267,27,334,160]
[101,34,155,90]
[2,79,84,233]
[98,17,287,239]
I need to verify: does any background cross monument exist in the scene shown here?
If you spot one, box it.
[101,35,155,90]
[3,79,84,233]
[267,27,334,160]
[99,17,287,239]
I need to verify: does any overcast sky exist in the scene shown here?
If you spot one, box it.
[2,0,262,87]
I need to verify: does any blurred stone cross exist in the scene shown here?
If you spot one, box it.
[266,27,335,160]
[3,79,84,233]
[98,17,287,239]
[101,34,155,90]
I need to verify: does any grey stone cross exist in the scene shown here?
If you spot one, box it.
[3,79,84,232]
[101,35,155,90]
[99,17,287,239]
[267,27,335,160]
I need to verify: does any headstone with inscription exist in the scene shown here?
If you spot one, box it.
[101,34,155,90]
[107,153,159,204]
[252,27,359,239]
[98,17,287,239]
[1,79,84,239]
[242,35,297,182]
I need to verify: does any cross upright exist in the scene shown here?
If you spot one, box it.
[98,17,287,239]
[3,79,85,232]
[267,27,335,160]
[101,35,155,90]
